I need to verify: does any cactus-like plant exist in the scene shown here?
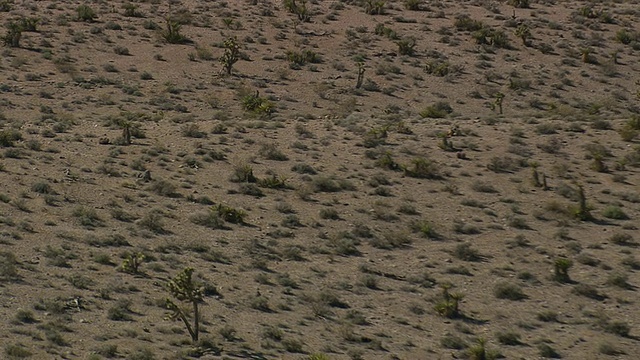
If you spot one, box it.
[355,62,366,89]
[120,252,145,275]
[553,258,573,283]
[515,24,531,46]
[220,37,240,75]
[165,267,204,342]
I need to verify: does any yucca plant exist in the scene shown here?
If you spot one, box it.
[162,18,186,44]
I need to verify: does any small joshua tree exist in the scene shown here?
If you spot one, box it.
[165,267,204,343]
[514,24,531,46]
[355,61,366,89]
[120,252,145,275]
[163,18,186,44]
[553,258,572,283]
[220,37,240,75]
[434,283,463,318]
[493,92,505,114]
[573,184,592,221]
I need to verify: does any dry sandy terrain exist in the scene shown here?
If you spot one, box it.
[1,0,639,359]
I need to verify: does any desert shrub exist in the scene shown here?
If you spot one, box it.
[609,233,635,246]
[148,179,179,197]
[2,21,22,48]
[467,338,500,360]
[76,4,97,22]
[441,333,467,350]
[4,343,32,358]
[496,331,522,345]
[73,206,103,228]
[31,182,56,194]
[453,243,482,261]
[138,211,167,234]
[537,343,561,358]
[537,311,559,322]
[601,205,628,220]
[508,0,529,8]
[123,3,143,17]
[487,156,521,173]
[420,101,453,118]
[404,157,442,179]
[601,320,631,337]
[0,251,19,282]
[0,129,22,147]
[494,282,527,300]
[241,91,274,116]
[259,143,288,161]
[108,299,134,321]
[454,14,485,32]
[424,60,463,77]
[286,49,321,67]
[212,204,246,224]
[409,219,439,239]
[572,283,606,300]
[319,208,340,220]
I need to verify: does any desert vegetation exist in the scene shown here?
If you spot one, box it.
[0,0,639,359]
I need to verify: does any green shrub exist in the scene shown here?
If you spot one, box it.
[4,343,32,358]
[2,21,22,48]
[241,91,274,116]
[404,157,442,179]
[0,129,22,147]
[76,5,97,22]
[419,101,453,118]
[286,49,322,67]
[602,205,628,220]
[494,282,527,300]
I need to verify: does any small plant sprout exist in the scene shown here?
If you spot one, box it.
[220,37,241,75]
[165,267,204,343]
[356,61,366,89]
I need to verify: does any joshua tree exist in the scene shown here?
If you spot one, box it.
[574,184,592,221]
[493,92,505,114]
[514,24,531,46]
[355,61,365,89]
[220,37,240,75]
[553,258,573,283]
[165,267,204,343]
[434,283,463,318]
[120,252,145,274]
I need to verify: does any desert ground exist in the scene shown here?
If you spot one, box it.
[1,0,639,359]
